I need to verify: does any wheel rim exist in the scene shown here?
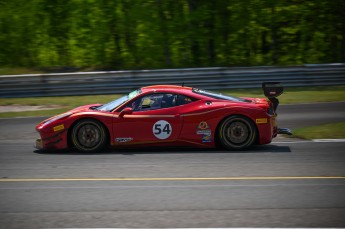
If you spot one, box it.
[225,121,250,144]
[76,123,101,148]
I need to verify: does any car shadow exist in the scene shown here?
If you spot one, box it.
[33,144,291,155]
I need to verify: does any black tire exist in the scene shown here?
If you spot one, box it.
[71,119,108,153]
[218,115,257,150]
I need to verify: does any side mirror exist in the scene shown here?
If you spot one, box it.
[119,107,133,118]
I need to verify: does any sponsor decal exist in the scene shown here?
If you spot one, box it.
[202,134,212,143]
[198,121,209,130]
[196,121,212,142]
[197,129,212,135]
[197,121,211,135]
[115,137,133,143]
[53,124,64,132]
[256,118,268,124]
[153,120,172,139]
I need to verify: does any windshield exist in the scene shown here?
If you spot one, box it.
[192,88,248,102]
[96,89,141,111]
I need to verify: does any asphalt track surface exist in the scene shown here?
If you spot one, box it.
[0,102,344,228]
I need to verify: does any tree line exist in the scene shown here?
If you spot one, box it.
[0,0,344,70]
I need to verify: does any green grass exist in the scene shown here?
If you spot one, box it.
[0,85,344,118]
[293,122,345,139]
[0,108,69,119]
[0,94,120,107]
[220,85,345,104]
[0,94,121,118]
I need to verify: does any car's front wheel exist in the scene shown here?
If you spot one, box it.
[218,115,257,150]
[71,119,108,153]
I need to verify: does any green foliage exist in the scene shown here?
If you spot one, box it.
[293,122,345,139]
[0,0,344,69]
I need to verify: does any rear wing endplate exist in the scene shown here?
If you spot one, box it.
[262,82,292,135]
[262,82,283,98]
[262,82,283,112]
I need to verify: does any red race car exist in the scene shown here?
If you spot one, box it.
[35,83,291,152]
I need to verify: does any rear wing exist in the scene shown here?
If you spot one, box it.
[262,82,283,112]
[262,82,292,135]
[262,82,283,98]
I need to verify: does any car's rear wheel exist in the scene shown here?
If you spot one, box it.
[71,119,108,153]
[218,115,257,150]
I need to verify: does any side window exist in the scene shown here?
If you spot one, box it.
[161,94,176,108]
[132,94,176,111]
[130,93,196,111]
[176,94,195,106]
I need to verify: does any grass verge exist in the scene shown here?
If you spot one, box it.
[220,85,345,104]
[0,85,344,118]
[293,122,345,139]
[0,95,121,118]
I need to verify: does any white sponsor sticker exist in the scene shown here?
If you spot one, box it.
[152,120,172,139]
[115,137,133,143]
[197,129,212,135]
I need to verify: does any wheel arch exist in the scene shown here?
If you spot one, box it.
[67,117,111,148]
[214,113,260,147]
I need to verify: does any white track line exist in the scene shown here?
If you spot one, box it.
[273,139,345,144]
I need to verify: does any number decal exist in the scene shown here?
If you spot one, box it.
[153,120,172,139]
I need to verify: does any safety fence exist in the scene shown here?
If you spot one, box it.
[0,63,344,98]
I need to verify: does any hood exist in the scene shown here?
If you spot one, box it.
[69,104,102,113]
[36,103,103,131]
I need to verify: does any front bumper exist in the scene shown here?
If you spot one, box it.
[35,138,43,149]
[35,129,69,150]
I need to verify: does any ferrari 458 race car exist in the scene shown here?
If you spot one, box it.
[35,83,291,152]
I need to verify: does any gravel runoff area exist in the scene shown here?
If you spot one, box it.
[0,105,64,113]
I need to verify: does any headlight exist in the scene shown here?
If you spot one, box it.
[40,112,72,128]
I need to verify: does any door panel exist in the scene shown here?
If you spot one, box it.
[113,108,182,144]
[113,93,183,145]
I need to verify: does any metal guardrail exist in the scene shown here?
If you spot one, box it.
[0,63,344,98]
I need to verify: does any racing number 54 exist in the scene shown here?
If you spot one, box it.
[154,123,171,135]
[153,120,172,139]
